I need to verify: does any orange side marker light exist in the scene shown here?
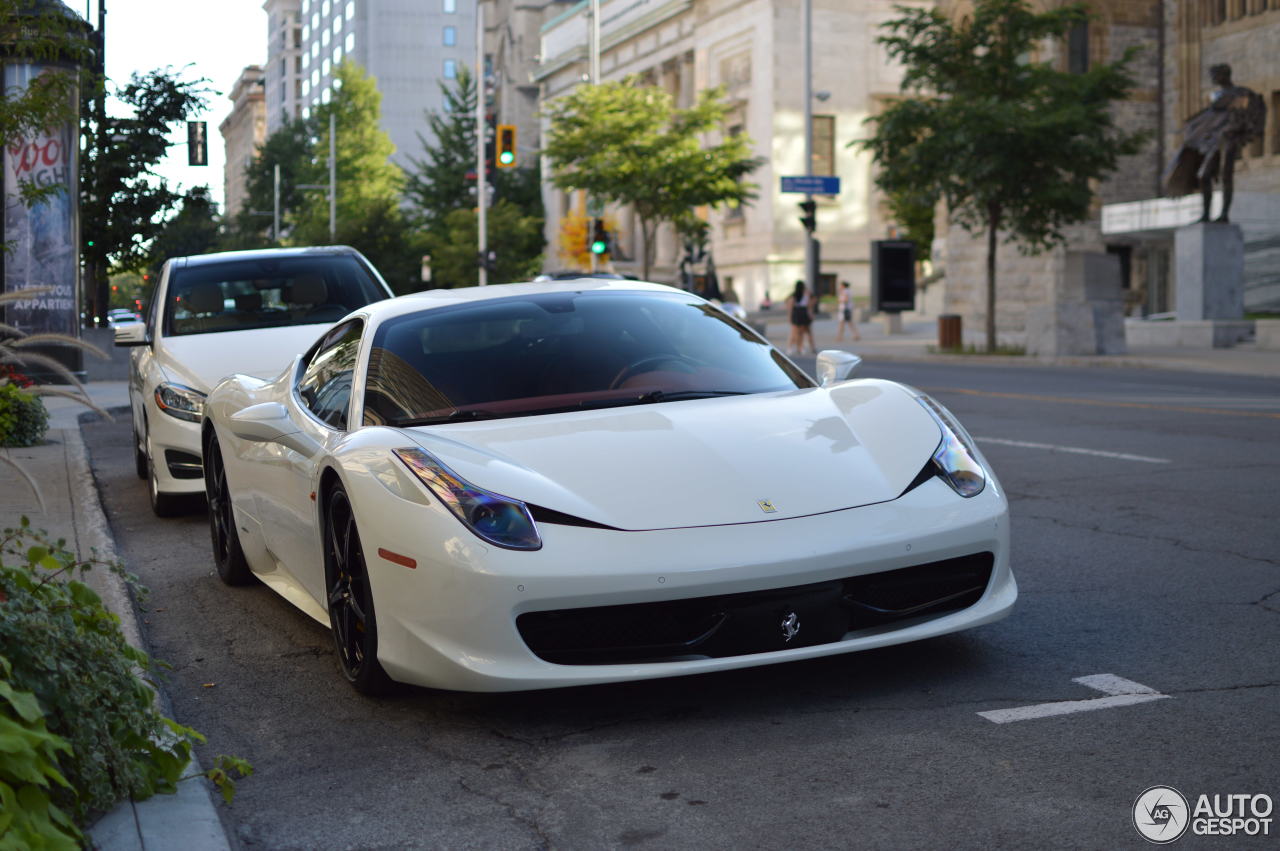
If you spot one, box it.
[377,548,417,569]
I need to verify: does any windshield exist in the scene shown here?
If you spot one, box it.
[163,254,388,337]
[363,290,814,426]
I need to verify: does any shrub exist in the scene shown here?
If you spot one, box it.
[0,519,250,846]
[0,381,50,447]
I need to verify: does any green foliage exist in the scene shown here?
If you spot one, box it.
[223,114,315,247]
[0,383,49,447]
[80,68,212,289]
[288,61,428,292]
[423,202,544,288]
[543,79,762,280]
[401,68,545,288]
[0,655,79,850]
[0,0,92,209]
[0,519,250,839]
[855,0,1145,348]
[143,186,220,274]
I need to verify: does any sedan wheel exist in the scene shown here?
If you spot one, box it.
[203,432,254,586]
[324,484,394,695]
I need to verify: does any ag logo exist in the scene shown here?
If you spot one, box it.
[1134,786,1190,844]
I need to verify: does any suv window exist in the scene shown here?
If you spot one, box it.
[163,254,388,337]
[298,320,362,429]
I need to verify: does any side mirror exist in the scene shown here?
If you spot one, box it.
[227,402,320,457]
[816,350,862,386]
[114,323,149,346]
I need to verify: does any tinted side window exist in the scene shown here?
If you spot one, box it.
[298,320,362,429]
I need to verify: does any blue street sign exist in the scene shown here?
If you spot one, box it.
[781,175,841,194]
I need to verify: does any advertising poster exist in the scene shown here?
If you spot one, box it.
[3,61,80,341]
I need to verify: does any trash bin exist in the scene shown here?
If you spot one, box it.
[938,314,962,350]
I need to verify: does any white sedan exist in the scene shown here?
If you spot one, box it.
[203,280,1015,694]
[116,246,393,515]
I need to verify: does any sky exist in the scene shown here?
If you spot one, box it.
[91,0,268,212]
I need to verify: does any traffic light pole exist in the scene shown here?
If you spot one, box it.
[475,2,487,285]
[802,0,816,299]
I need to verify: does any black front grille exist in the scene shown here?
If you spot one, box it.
[516,552,994,665]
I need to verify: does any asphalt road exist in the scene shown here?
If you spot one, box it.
[83,359,1280,850]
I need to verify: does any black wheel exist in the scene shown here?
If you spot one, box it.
[324,485,394,695]
[132,418,147,480]
[203,432,254,586]
[146,434,184,518]
[609,354,699,389]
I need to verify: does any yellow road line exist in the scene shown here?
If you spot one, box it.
[924,387,1280,420]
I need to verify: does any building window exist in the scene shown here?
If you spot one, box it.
[333,46,341,65]
[345,32,354,52]
[347,1,355,20]
[312,12,319,30]
[444,59,457,79]
[1067,22,1088,74]
[322,28,330,47]
[303,79,311,97]
[322,57,330,75]
[333,15,342,34]
[302,22,310,39]
[444,0,456,11]
[443,25,456,46]
[322,0,330,16]
[811,115,835,176]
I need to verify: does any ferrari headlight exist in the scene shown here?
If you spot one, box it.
[154,382,206,423]
[913,392,986,498]
[393,447,541,550]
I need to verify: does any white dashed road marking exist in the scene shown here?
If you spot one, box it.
[975,437,1171,464]
[978,674,1170,724]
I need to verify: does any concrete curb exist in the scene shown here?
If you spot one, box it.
[56,417,233,851]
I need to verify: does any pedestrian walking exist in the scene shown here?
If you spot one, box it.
[786,280,816,355]
[836,280,861,342]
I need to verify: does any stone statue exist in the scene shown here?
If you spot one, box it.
[1163,64,1266,223]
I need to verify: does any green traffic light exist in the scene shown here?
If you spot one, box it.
[590,240,607,255]
[498,151,514,166]
[86,240,94,247]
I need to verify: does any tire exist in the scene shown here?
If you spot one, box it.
[132,418,147,480]
[324,484,395,696]
[146,435,184,518]
[203,432,254,586]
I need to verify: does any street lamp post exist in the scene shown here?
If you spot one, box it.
[476,1,487,285]
[802,0,816,300]
[297,113,336,242]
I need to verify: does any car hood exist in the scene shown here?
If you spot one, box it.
[402,379,942,531]
[157,325,326,393]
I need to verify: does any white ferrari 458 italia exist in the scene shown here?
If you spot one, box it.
[202,279,1015,694]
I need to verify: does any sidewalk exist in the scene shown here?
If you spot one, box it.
[1,331,1273,849]
[754,310,1280,378]
[0,381,232,851]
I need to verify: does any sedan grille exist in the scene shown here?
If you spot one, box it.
[516,552,994,665]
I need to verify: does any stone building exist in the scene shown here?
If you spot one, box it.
[219,66,267,219]
[935,0,1280,354]
[263,0,304,133]
[291,0,477,172]
[535,0,929,307]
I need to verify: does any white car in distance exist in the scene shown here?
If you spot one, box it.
[116,246,394,515]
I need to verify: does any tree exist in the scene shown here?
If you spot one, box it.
[0,0,91,208]
[424,201,543,288]
[403,68,545,281]
[143,186,220,272]
[543,79,762,281]
[80,68,210,323]
[223,114,315,247]
[288,60,425,291]
[856,0,1145,350]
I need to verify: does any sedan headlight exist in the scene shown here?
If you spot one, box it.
[154,382,206,423]
[393,447,541,550]
[913,392,986,498]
